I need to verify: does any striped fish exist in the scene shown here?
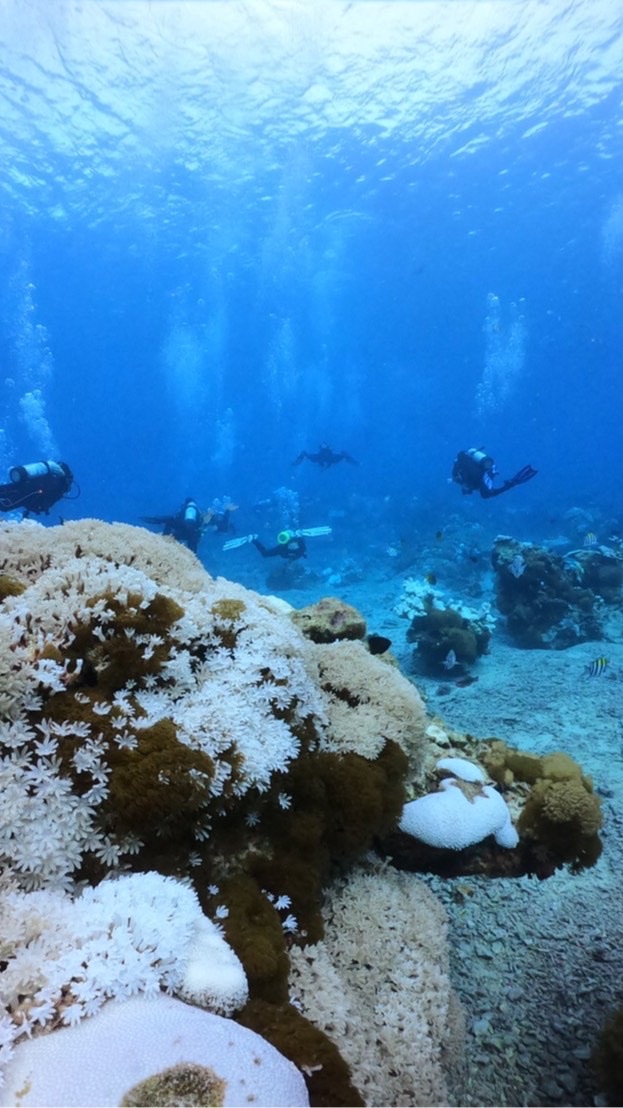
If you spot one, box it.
[583,532,597,548]
[584,656,609,678]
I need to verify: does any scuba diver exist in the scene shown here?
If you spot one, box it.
[202,497,238,535]
[452,447,537,500]
[292,443,358,469]
[141,498,204,553]
[0,460,77,516]
[223,526,332,558]
[252,532,307,560]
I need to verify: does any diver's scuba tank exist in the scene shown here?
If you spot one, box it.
[9,460,72,484]
[183,499,201,526]
[465,447,493,469]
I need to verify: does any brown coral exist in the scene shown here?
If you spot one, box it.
[291,597,367,644]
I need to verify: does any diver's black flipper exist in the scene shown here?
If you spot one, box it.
[140,515,174,526]
[509,465,538,487]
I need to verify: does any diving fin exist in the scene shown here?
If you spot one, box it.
[223,534,258,551]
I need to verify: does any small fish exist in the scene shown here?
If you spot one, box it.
[583,532,597,548]
[455,674,479,688]
[435,530,444,542]
[367,633,392,656]
[425,572,438,586]
[584,656,609,678]
[508,554,526,579]
[442,649,457,670]
[385,545,399,558]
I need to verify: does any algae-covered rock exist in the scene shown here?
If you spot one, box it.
[291,597,367,643]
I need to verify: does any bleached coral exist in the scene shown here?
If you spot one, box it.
[0,994,309,1108]
[310,639,427,772]
[395,575,496,630]
[0,517,209,593]
[0,520,426,894]
[0,524,332,890]
[0,872,247,1070]
[288,865,464,1107]
[0,519,433,1098]
[400,778,519,850]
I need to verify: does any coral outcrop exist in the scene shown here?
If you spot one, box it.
[491,535,622,648]
[382,732,603,881]
[291,597,367,643]
[406,597,492,674]
[0,519,440,1107]
[395,576,494,674]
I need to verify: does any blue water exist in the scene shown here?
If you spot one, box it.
[1,0,622,591]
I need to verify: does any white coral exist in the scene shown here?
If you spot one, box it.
[289,866,462,1107]
[0,872,248,1067]
[0,994,309,1108]
[400,778,518,850]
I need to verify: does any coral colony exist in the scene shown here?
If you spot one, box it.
[0,519,606,1107]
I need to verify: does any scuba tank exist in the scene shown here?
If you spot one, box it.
[183,499,201,527]
[10,460,72,484]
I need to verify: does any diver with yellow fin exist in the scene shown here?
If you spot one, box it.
[224,526,332,560]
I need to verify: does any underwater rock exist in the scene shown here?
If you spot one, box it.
[291,596,367,644]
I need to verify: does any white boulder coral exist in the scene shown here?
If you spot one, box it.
[400,777,519,850]
[0,994,309,1108]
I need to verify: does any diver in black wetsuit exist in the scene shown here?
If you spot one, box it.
[0,460,76,516]
[452,447,537,499]
[203,498,237,535]
[252,532,307,560]
[292,443,358,469]
[141,497,204,553]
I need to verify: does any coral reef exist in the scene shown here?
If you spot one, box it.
[381,735,603,881]
[288,865,464,1107]
[0,519,433,1105]
[3,520,602,1106]
[406,596,492,674]
[491,535,622,648]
